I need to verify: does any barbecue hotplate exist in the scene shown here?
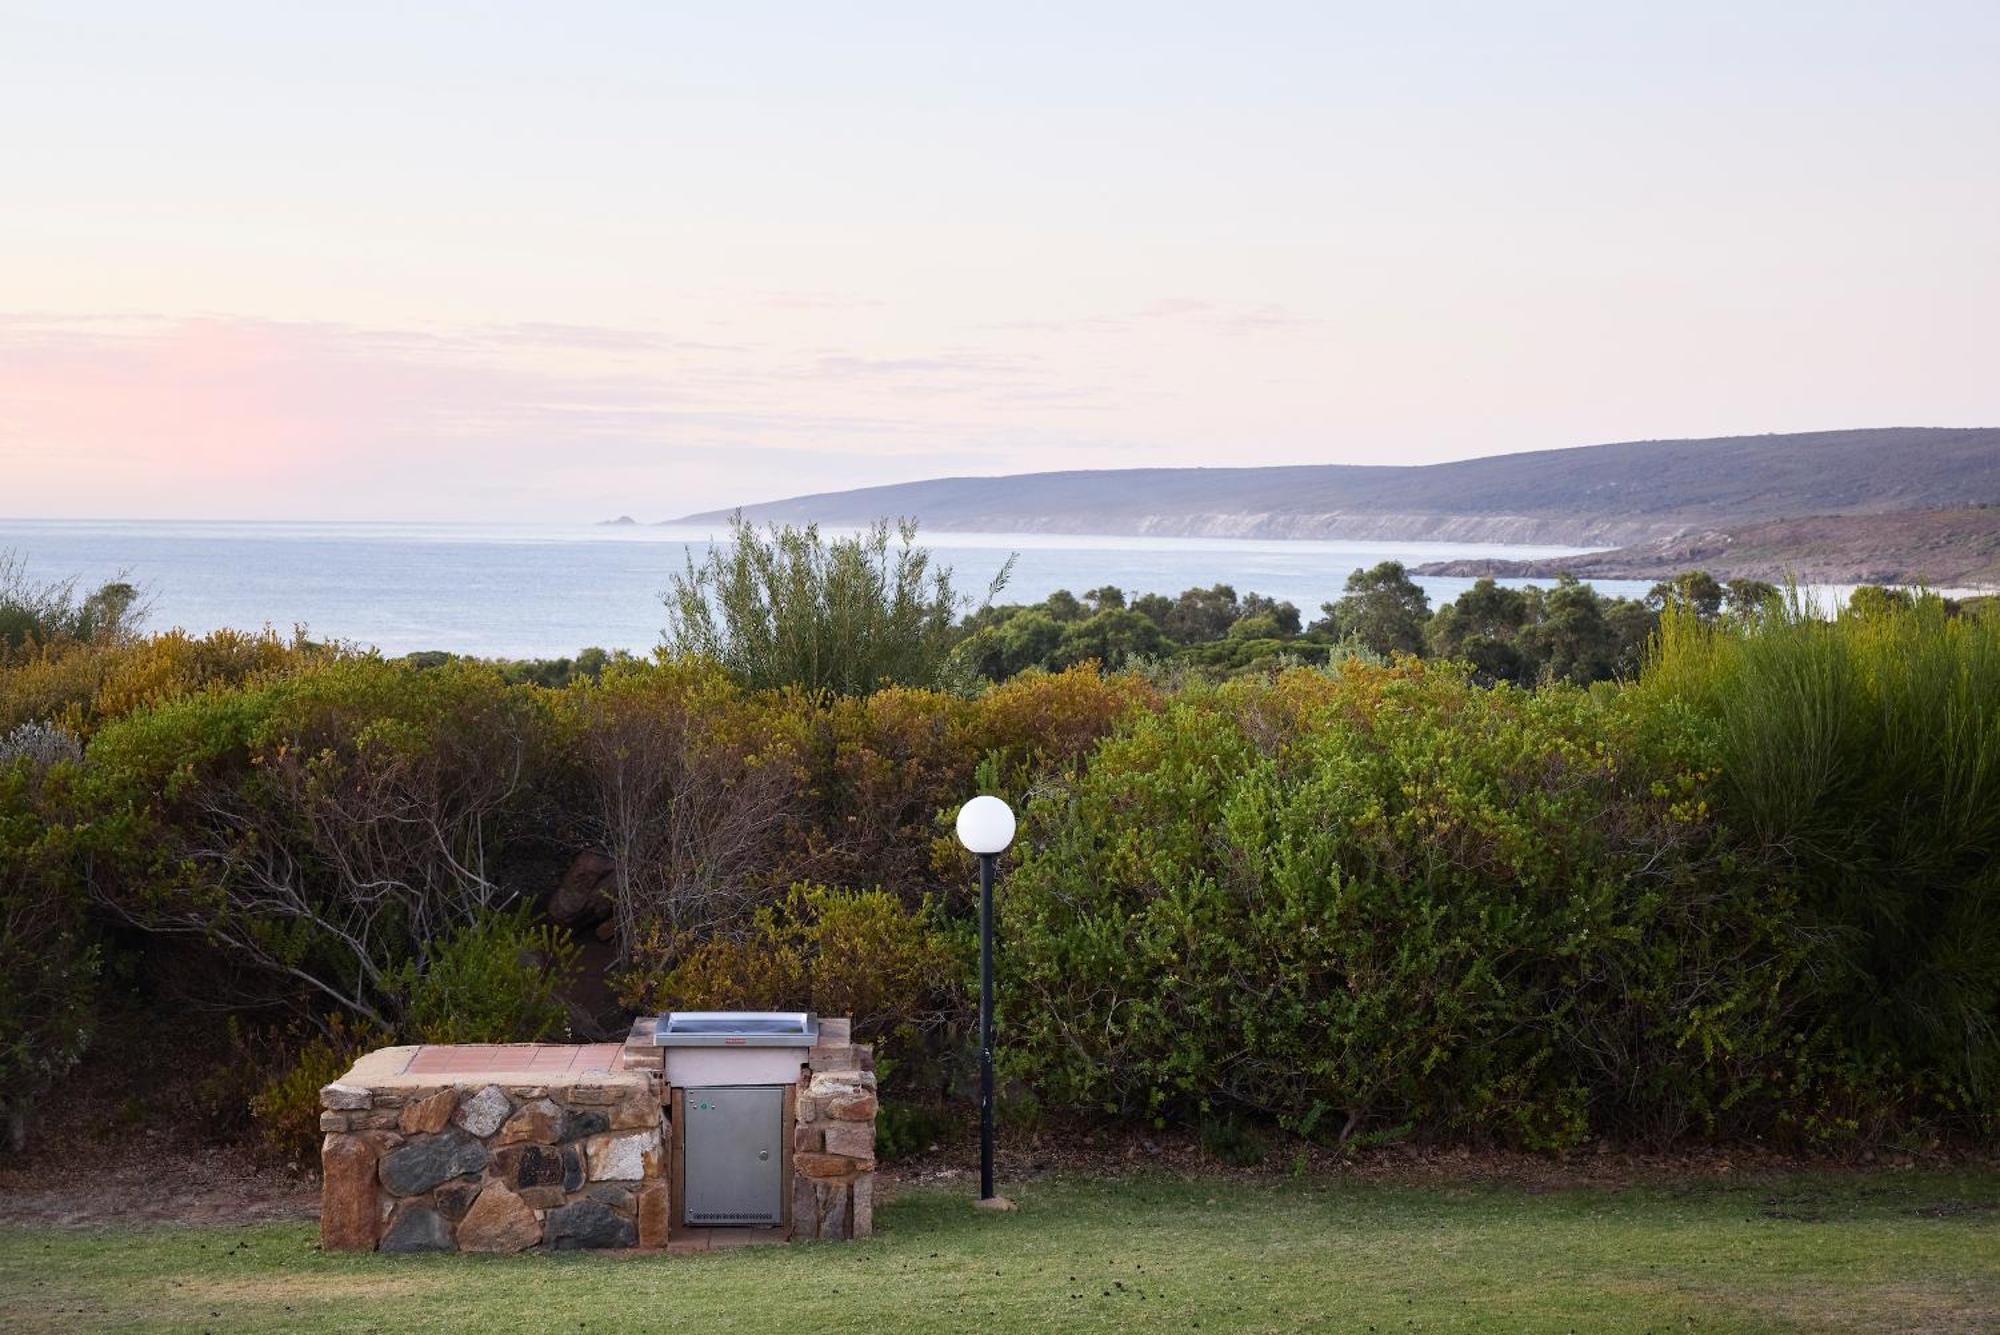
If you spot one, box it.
[653,1011,818,1047]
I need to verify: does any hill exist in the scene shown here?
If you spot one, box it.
[670,427,2000,547]
[1412,506,2000,588]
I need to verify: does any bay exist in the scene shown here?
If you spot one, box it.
[0,518,1647,659]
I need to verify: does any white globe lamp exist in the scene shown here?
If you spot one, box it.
[955,794,1016,855]
[956,794,1015,1208]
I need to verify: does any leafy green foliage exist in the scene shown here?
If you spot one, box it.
[0,551,144,657]
[1,545,1995,1159]
[390,905,580,1045]
[247,1015,392,1160]
[665,516,996,694]
[1640,593,2000,1124]
[0,751,98,1152]
[1001,661,1819,1147]
[619,884,967,1048]
[1317,560,1430,656]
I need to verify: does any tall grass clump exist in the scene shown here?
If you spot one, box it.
[1640,591,2000,1131]
[664,516,1007,695]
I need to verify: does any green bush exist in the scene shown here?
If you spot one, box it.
[391,905,580,1045]
[619,884,967,1047]
[1639,594,2000,1133]
[1002,660,1804,1148]
[0,750,98,1153]
[248,1015,392,1160]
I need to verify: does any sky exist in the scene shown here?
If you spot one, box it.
[2,2,1997,521]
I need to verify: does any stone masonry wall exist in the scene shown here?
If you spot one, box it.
[620,1014,878,1241]
[324,1019,877,1252]
[320,1049,666,1253]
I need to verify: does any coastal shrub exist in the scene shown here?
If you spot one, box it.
[1001,660,1805,1147]
[0,551,143,656]
[664,516,1002,694]
[87,656,553,1030]
[559,659,805,955]
[391,905,580,1045]
[247,1014,393,1160]
[619,884,967,1048]
[0,751,99,1153]
[1639,595,2000,1132]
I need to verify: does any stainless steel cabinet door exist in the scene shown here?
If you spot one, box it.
[683,1085,785,1225]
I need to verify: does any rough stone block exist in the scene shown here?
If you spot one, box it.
[807,1070,874,1098]
[492,1143,580,1193]
[379,1129,488,1197]
[400,1088,458,1136]
[791,1174,818,1239]
[453,1084,512,1138]
[356,1130,406,1157]
[793,1122,823,1154]
[457,1183,542,1254]
[585,1128,658,1182]
[320,1134,380,1252]
[495,1097,562,1146]
[826,1092,877,1122]
[559,1108,609,1142]
[606,1089,661,1131]
[518,1185,567,1211]
[851,1175,873,1238]
[545,1199,636,1250]
[381,1204,456,1253]
[565,1082,618,1105]
[586,1183,635,1214]
[320,1082,371,1111]
[816,1017,853,1047]
[320,1111,355,1133]
[815,1181,850,1240]
[636,1183,669,1247]
[795,1095,821,1124]
[823,1122,875,1162]
[433,1180,481,1222]
[809,1046,861,1074]
[794,1151,861,1181]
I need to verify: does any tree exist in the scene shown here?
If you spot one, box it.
[1429,580,1533,684]
[664,516,1003,695]
[1647,571,1725,622]
[0,551,145,656]
[1164,585,1242,644]
[958,608,1065,680]
[1057,608,1170,669]
[1236,593,1302,638]
[1322,562,1430,657]
[1722,578,1780,620]
[1041,589,1088,623]
[1083,585,1127,612]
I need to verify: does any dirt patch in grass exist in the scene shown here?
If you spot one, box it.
[889,1124,1996,1196]
[1683,1278,2000,1335]
[0,1140,317,1229]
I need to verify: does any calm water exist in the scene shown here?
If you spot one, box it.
[0,519,1649,659]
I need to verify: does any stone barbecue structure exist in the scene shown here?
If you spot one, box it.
[319,1015,875,1253]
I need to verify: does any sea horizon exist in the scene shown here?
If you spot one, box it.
[2,517,1651,659]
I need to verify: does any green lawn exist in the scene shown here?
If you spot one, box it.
[1,1171,1995,1332]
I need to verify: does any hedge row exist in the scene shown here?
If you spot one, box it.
[2,598,1996,1153]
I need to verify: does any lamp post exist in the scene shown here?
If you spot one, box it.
[954,794,1015,1206]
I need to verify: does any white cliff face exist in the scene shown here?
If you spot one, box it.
[865,509,1674,547]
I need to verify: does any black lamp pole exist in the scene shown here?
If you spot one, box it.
[977,849,997,1200]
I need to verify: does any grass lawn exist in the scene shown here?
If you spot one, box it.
[1,1170,1995,1332]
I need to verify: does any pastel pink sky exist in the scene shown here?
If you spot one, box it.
[4,4,1996,520]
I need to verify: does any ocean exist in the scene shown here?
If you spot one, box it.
[0,519,1651,659]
